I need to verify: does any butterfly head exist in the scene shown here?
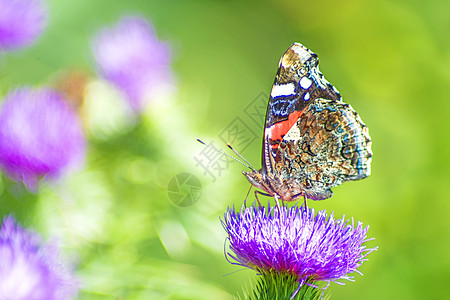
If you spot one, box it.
[242,169,275,196]
[276,43,318,85]
[243,170,263,185]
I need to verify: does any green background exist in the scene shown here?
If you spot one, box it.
[1,0,449,299]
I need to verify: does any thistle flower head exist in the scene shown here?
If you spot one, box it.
[91,16,173,111]
[222,204,376,288]
[0,87,85,188]
[0,216,78,299]
[0,0,47,51]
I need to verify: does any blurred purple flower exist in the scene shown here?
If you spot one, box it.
[0,0,47,51]
[91,16,174,111]
[222,204,377,289]
[0,88,85,188]
[0,216,78,299]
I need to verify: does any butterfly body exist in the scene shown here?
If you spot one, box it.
[244,43,372,201]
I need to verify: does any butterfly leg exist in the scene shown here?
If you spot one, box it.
[254,190,270,209]
[274,194,282,216]
[293,191,308,209]
[243,185,253,208]
[302,191,308,209]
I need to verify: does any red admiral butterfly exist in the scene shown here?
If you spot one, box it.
[243,43,372,206]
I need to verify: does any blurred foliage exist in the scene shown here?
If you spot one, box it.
[1,0,450,299]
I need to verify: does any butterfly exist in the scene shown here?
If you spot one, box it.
[243,43,372,207]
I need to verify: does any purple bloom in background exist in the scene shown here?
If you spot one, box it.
[222,204,377,289]
[0,0,47,51]
[91,16,174,111]
[0,216,78,299]
[0,88,85,188]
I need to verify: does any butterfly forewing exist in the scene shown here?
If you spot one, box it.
[262,43,341,173]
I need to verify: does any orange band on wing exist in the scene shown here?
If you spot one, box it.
[266,110,303,145]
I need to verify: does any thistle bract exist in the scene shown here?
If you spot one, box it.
[0,0,47,51]
[91,16,173,111]
[0,216,78,299]
[222,204,376,288]
[0,87,85,188]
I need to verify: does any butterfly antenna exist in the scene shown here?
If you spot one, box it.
[196,139,254,171]
[227,143,256,171]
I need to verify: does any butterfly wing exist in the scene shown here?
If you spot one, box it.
[262,43,340,173]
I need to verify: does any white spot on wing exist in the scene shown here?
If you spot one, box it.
[270,83,296,98]
[284,123,301,141]
[303,92,310,101]
[300,76,312,90]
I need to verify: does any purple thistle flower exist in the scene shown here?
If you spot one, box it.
[0,216,78,299]
[222,204,377,289]
[0,87,85,188]
[0,0,47,51]
[91,16,174,111]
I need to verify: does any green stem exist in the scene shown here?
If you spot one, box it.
[242,271,329,300]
